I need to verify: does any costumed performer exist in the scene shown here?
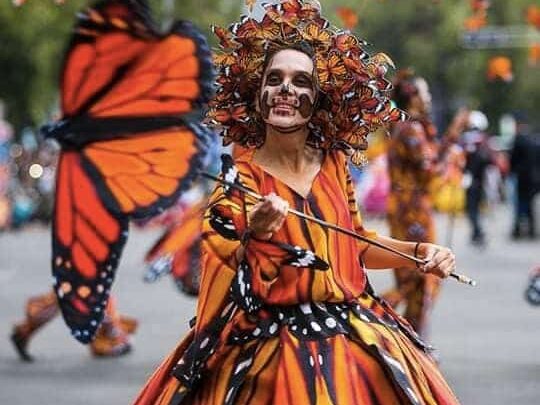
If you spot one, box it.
[134,2,461,404]
[383,70,467,340]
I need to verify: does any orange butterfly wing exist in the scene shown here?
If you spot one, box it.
[49,0,213,342]
[82,125,209,218]
[53,151,128,342]
[62,5,212,118]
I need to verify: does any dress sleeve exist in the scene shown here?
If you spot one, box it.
[342,157,378,243]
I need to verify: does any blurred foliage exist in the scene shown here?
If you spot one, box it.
[324,0,540,131]
[0,0,538,134]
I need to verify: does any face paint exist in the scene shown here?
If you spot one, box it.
[260,91,271,120]
[298,94,314,118]
[258,49,317,132]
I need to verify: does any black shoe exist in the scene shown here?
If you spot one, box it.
[10,331,34,362]
[471,233,487,248]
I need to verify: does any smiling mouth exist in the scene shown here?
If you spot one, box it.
[272,103,296,116]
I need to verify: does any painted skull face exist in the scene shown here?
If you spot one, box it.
[258,49,317,132]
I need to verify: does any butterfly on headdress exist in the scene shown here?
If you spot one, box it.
[212,25,239,51]
[208,104,249,126]
[334,32,367,56]
[222,125,252,147]
[316,52,347,87]
[264,0,325,28]
[302,21,332,48]
[231,16,281,48]
[42,0,214,343]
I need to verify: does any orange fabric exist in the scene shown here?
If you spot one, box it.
[133,151,459,405]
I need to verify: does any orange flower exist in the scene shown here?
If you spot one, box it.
[529,43,540,66]
[526,5,540,30]
[487,56,513,82]
[336,7,359,30]
[464,12,487,31]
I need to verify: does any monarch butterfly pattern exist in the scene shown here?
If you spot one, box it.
[44,0,214,342]
[134,150,459,405]
[384,119,442,337]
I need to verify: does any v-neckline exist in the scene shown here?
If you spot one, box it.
[247,150,327,200]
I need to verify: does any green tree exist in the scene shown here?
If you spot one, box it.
[324,0,540,130]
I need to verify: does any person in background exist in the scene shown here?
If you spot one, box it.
[11,290,137,361]
[510,112,538,239]
[384,71,467,340]
[461,110,493,246]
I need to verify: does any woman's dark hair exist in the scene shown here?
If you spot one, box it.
[392,70,420,110]
[262,40,316,72]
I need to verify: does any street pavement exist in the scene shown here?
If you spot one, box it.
[0,203,538,404]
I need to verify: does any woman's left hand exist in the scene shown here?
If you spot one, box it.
[417,243,456,278]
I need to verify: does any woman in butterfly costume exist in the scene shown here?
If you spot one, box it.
[382,71,467,340]
[135,1,461,404]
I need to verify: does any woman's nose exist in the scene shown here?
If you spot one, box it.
[279,83,291,95]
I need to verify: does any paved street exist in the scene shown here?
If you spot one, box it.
[0,203,538,404]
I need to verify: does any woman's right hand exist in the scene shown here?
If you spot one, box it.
[248,193,289,240]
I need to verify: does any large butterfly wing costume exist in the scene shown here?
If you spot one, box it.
[42,0,214,343]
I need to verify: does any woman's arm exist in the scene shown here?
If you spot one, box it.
[361,235,417,269]
[362,235,456,279]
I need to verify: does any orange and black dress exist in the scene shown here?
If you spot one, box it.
[134,150,459,405]
[384,119,441,338]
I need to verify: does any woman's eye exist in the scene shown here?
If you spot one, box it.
[266,74,281,86]
[294,76,312,87]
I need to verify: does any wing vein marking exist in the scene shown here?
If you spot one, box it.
[76,205,115,256]
[89,50,198,114]
[88,144,188,180]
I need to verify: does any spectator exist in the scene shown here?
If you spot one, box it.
[510,112,538,239]
[461,111,492,246]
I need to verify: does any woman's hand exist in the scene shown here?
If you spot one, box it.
[417,243,456,278]
[248,193,289,240]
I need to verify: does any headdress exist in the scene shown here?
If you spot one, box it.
[207,0,406,165]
